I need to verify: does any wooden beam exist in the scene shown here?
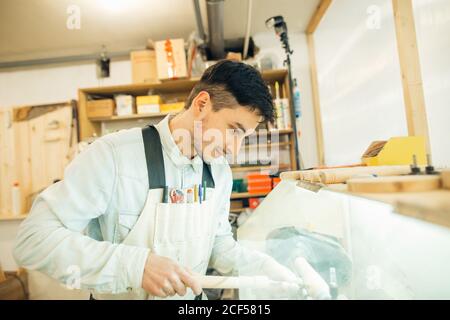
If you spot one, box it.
[392,0,430,152]
[306,0,333,34]
[307,34,325,166]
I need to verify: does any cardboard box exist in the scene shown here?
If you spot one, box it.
[130,50,158,84]
[136,95,161,114]
[86,99,115,118]
[136,95,161,105]
[155,39,187,80]
[362,136,427,166]
[115,95,135,116]
[160,102,185,113]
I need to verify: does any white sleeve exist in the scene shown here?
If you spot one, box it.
[13,138,149,293]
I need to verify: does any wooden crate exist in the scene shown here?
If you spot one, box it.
[0,270,29,300]
[0,101,78,216]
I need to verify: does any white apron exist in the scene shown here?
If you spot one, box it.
[93,125,217,300]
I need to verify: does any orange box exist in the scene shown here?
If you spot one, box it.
[249,198,262,209]
[247,186,272,194]
[272,177,281,188]
[247,173,272,191]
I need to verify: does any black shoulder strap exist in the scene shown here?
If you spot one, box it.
[142,126,166,189]
[202,161,215,188]
[142,125,215,190]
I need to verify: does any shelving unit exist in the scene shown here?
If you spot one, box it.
[230,192,270,200]
[0,214,28,221]
[89,111,173,122]
[77,69,298,215]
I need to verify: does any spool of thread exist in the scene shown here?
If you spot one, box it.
[12,182,21,216]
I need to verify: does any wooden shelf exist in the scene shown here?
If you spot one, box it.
[230,192,269,199]
[0,214,28,221]
[78,69,291,140]
[231,163,290,173]
[247,128,293,139]
[229,208,251,214]
[242,141,291,150]
[80,69,288,97]
[89,111,175,122]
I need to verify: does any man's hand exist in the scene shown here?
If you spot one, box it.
[141,253,202,298]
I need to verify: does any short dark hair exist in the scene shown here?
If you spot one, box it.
[185,60,275,124]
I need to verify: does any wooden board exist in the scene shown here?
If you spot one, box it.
[0,264,6,283]
[442,170,450,190]
[306,0,333,34]
[392,0,430,152]
[281,165,413,184]
[306,34,325,166]
[0,104,75,216]
[347,175,441,193]
[0,109,16,215]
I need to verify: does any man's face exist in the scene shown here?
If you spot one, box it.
[190,92,263,163]
[197,106,262,162]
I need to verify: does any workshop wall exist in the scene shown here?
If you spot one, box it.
[413,0,450,168]
[0,59,132,108]
[314,0,408,166]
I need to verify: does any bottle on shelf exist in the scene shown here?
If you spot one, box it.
[12,182,21,216]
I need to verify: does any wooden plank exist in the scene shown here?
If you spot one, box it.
[29,114,46,197]
[230,192,269,200]
[442,170,450,190]
[242,142,290,150]
[78,89,100,140]
[306,0,333,34]
[0,264,6,283]
[14,120,31,214]
[28,106,74,197]
[306,34,325,166]
[0,214,28,221]
[90,111,174,122]
[230,163,290,173]
[347,175,441,193]
[392,0,430,152]
[79,70,288,95]
[0,109,12,215]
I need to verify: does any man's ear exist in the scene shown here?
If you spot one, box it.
[191,91,212,119]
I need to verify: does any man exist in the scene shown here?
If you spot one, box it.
[14,60,297,299]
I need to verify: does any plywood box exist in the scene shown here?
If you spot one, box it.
[442,170,450,190]
[86,99,115,119]
[130,50,158,84]
[155,39,187,80]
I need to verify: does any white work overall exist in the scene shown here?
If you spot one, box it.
[93,125,217,300]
